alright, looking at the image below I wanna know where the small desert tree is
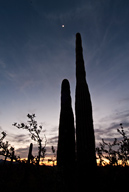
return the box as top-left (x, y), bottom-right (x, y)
top-left (13, 114), bottom-right (47, 166)
top-left (0, 131), bottom-right (16, 164)
top-left (117, 124), bottom-right (129, 166)
top-left (96, 138), bottom-right (118, 166)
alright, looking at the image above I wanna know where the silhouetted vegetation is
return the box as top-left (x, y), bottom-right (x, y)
top-left (57, 79), bottom-right (75, 192)
top-left (57, 79), bottom-right (75, 168)
top-left (13, 114), bottom-right (47, 165)
top-left (75, 33), bottom-right (96, 169)
top-left (0, 131), bottom-right (19, 164)
top-left (96, 124), bottom-right (129, 166)
top-left (0, 33), bottom-right (129, 192)
top-left (74, 32), bottom-right (97, 191)
top-left (28, 143), bottom-right (34, 164)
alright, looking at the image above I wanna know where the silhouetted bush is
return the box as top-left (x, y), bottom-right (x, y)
top-left (13, 114), bottom-right (47, 165)
top-left (0, 131), bottom-right (18, 164)
top-left (96, 124), bottom-right (129, 166)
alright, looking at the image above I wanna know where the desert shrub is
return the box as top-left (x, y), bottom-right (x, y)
top-left (96, 124), bottom-right (129, 166)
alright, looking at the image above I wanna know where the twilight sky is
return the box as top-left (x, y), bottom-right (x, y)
top-left (0, 0), bottom-right (129, 161)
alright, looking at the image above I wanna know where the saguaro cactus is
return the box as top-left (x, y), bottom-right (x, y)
top-left (28, 143), bottom-right (33, 164)
top-left (57, 79), bottom-right (75, 168)
top-left (75, 33), bottom-right (96, 168)
top-left (10, 148), bottom-right (15, 164)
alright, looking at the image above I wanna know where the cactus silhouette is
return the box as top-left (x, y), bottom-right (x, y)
top-left (57, 79), bottom-right (75, 168)
top-left (28, 143), bottom-right (33, 164)
top-left (10, 147), bottom-right (15, 164)
top-left (75, 33), bottom-right (96, 168)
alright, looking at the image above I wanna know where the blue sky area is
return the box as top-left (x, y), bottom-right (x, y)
top-left (0, 0), bottom-right (129, 159)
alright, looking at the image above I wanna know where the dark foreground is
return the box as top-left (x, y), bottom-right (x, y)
top-left (0, 163), bottom-right (129, 192)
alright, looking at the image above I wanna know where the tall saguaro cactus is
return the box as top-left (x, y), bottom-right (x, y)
top-left (57, 79), bottom-right (75, 168)
top-left (75, 33), bottom-right (96, 168)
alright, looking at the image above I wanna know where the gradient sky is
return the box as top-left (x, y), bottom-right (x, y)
top-left (0, 0), bottom-right (129, 160)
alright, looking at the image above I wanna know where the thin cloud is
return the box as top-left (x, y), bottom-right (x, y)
top-left (6, 132), bottom-right (31, 148)
top-left (95, 120), bottom-right (129, 146)
top-left (99, 110), bottom-right (129, 123)
top-left (0, 59), bottom-right (6, 69)
top-left (13, 134), bottom-right (30, 143)
top-left (119, 97), bottom-right (129, 105)
top-left (15, 145), bottom-right (56, 159)
top-left (48, 136), bottom-right (58, 145)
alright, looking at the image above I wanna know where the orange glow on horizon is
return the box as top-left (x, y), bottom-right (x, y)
top-left (1, 156), bottom-right (129, 167)
top-left (0, 156), bottom-right (57, 166)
